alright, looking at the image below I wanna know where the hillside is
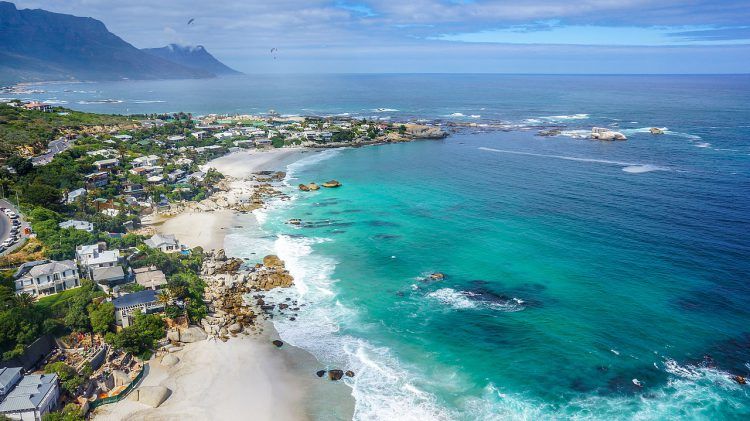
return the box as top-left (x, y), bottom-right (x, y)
top-left (0, 102), bottom-right (133, 160)
top-left (143, 44), bottom-right (241, 76)
top-left (0, 1), bottom-right (213, 83)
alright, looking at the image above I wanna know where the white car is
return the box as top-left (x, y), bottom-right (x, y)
top-left (1, 240), bottom-right (12, 248)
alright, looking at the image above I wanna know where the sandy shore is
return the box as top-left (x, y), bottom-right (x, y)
top-left (145, 148), bottom-right (312, 251)
top-left (94, 323), bottom-right (354, 421)
top-left (98, 148), bottom-right (354, 420)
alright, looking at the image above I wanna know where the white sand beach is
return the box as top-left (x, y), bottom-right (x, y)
top-left (94, 323), bottom-right (354, 421)
top-left (96, 148), bottom-right (354, 420)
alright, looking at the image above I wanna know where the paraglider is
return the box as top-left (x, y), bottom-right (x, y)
top-left (187, 18), bottom-right (195, 25)
top-left (270, 47), bottom-right (278, 60)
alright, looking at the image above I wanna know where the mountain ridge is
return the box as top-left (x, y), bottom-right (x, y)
top-left (0, 2), bottom-right (237, 83)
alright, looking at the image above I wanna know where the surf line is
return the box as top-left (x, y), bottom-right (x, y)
top-left (477, 147), bottom-right (668, 173)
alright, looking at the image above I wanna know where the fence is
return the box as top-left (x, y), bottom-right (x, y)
top-left (88, 364), bottom-right (147, 410)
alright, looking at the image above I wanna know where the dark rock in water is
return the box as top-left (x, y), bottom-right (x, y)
top-left (345, 370), bottom-right (355, 378)
top-left (328, 369), bottom-right (344, 381)
top-left (285, 297), bottom-right (291, 301)
top-left (316, 370), bottom-right (326, 378)
top-left (279, 303), bottom-right (289, 310)
top-left (732, 375), bottom-right (747, 385)
top-left (272, 340), bottom-right (284, 347)
top-left (261, 304), bottom-right (275, 311)
top-left (538, 129), bottom-right (562, 137)
top-left (289, 317), bottom-right (296, 321)
top-left (373, 234), bottom-right (401, 240)
top-left (429, 272), bottom-right (445, 281)
top-left (367, 220), bottom-right (400, 227)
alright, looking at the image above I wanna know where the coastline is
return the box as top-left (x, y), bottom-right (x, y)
top-left (97, 147), bottom-right (355, 420)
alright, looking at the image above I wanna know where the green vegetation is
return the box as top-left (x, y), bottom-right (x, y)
top-left (105, 312), bottom-right (165, 359)
top-left (44, 361), bottom-right (90, 395)
top-left (42, 403), bottom-right (85, 421)
top-left (0, 102), bottom-right (131, 159)
top-left (131, 247), bottom-right (207, 322)
top-left (0, 285), bottom-right (50, 359)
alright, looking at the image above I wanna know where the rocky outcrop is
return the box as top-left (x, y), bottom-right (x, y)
top-left (166, 326), bottom-right (207, 343)
top-left (404, 124), bottom-right (448, 139)
top-left (308, 183), bottom-right (320, 191)
top-left (650, 127), bottom-right (664, 135)
top-left (199, 250), bottom-right (295, 341)
top-left (429, 272), bottom-right (445, 280)
top-left (591, 127), bottom-right (627, 141)
top-left (299, 184), bottom-right (310, 191)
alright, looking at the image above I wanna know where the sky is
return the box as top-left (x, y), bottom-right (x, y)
top-left (11, 0), bottom-right (750, 73)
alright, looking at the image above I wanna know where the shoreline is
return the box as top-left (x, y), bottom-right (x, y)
top-left (99, 147), bottom-right (355, 420)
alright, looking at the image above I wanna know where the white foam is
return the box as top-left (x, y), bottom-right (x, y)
top-left (427, 288), bottom-right (477, 309)
top-left (479, 147), bottom-right (669, 174)
top-left (373, 108), bottom-right (399, 112)
top-left (449, 112), bottom-right (465, 117)
top-left (695, 142), bottom-right (711, 148)
top-left (622, 164), bottom-right (668, 174)
top-left (470, 115), bottom-right (481, 119)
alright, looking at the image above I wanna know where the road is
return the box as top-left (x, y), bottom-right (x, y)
top-left (31, 137), bottom-right (73, 166)
top-left (0, 199), bottom-right (28, 256)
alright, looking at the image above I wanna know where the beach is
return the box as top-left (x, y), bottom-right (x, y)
top-left (96, 147), bottom-right (354, 421)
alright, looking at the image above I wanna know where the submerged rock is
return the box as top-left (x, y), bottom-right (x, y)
top-left (272, 340), bottom-right (284, 347)
top-left (316, 370), bottom-right (326, 378)
top-left (732, 375), bottom-right (747, 385)
top-left (345, 370), bottom-right (355, 378)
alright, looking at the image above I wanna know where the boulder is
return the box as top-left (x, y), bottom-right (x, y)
top-left (168, 326), bottom-right (207, 343)
top-left (135, 386), bottom-right (172, 408)
top-left (345, 370), bottom-right (355, 378)
top-left (322, 180), bottom-right (342, 188)
top-left (263, 255), bottom-right (285, 269)
top-left (161, 354), bottom-right (180, 367)
top-left (228, 323), bottom-right (243, 334)
top-left (299, 184), bottom-right (310, 191)
top-left (215, 249), bottom-right (227, 261)
top-left (733, 375), bottom-right (747, 385)
top-left (272, 340), bottom-right (284, 347)
top-left (429, 272), bottom-right (445, 280)
top-left (328, 369), bottom-right (344, 381)
top-left (308, 183), bottom-right (320, 191)
top-left (650, 127), bottom-right (664, 135)
top-left (316, 370), bottom-right (326, 378)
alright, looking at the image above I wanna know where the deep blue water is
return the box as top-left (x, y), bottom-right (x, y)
top-left (12, 74), bottom-right (750, 419)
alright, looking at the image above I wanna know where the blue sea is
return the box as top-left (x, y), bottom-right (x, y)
top-left (14, 74), bottom-right (750, 419)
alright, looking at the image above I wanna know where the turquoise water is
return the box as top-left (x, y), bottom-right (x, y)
top-left (230, 127), bottom-right (750, 419)
top-left (14, 75), bottom-right (750, 419)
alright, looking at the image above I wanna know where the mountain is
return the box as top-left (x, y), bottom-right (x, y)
top-left (143, 44), bottom-right (241, 76)
top-left (0, 1), bottom-right (213, 83)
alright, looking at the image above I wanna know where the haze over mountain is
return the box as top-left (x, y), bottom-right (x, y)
top-left (0, 2), bottom-right (235, 83)
top-left (143, 44), bottom-right (241, 76)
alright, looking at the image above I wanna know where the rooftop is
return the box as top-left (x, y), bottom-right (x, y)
top-left (113, 289), bottom-right (159, 309)
top-left (27, 260), bottom-right (76, 278)
top-left (0, 373), bottom-right (57, 412)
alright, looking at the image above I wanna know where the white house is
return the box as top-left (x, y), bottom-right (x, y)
top-left (93, 158), bottom-right (119, 171)
top-left (167, 135), bottom-right (185, 142)
top-left (0, 368), bottom-right (59, 421)
top-left (58, 219), bottom-right (94, 232)
top-left (113, 290), bottom-right (165, 327)
top-left (113, 134), bottom-right (132, 141)
top-left (144, 234), bottom-right (182, 253)
top-left (65, 188), bottom-right (87, 204)
top-left (14, 261), bottom-right (80, 297)
top-left (131, 155), bottom-right (160, 168)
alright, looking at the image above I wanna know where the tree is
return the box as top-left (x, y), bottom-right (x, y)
top-left (42, 403), bottom-right (85, 421)
top-left (44, 362), bottom-right (84, 395)
top-left (7, 155), bottom-right (32, 176)
top-left (23, 183), bottom-right (62, 208)
top-left (88, 301), bottom-right (114, 334)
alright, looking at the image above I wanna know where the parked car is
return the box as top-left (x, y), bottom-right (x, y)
top-left (1, 240), bottom-right (12, 248)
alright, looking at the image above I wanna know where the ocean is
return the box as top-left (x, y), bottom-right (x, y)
top-left (13, 74), bottom-right (750, 419)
